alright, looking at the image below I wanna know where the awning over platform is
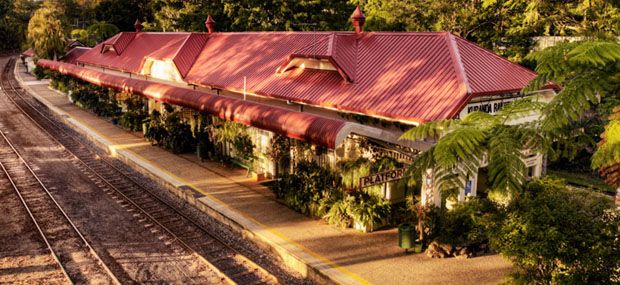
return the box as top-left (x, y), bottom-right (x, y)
top-left (37, 59), bottom-right (355, 148)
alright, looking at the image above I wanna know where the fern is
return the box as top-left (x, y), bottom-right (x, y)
top-left (400, 119), bottom-right (455, 141)
top-left (567, 41), bottom-right (620, 67)
top-left (487, 126), bottom-right (527, 194)
top-left (541, 70), bottom-right (607, 131)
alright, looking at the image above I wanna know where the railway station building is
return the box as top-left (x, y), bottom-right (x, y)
top-left (35, 6), bottom-right (556, 208)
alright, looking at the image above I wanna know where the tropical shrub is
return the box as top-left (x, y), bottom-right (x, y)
top-left (161, 111), bottom-right (195, 154)
top-left (271, 160), bottom-right (341, 217)
top-left (349, 192), bottom-right (391, 230)
top-left (324, 196), bottom-right (354, 228)
top-left (119, 94), bottom-right (147, 131)
top-left (435, 198), bottom-right (498, 247)
top-left (144, 110), bottom-right (167, 145)
top-left (489, 178), bottom-right (619, 284)
top-left (267, 134), bottom-right (291, 176)
top-left (33, 65), bottom-right (49, 80)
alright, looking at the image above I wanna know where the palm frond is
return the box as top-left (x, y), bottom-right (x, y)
top-left (495, 97), bottom-right (546, 123)
top-left (487, 126), bottom-right (527, 194)
top-left (541, 71), bottom-right (607, 131)
top-left (568, 41), bottom-right (620, 68)
top-left (400, 119), bottom-right (456, 141)
top-left (461, 111), bottom-right (498, 129)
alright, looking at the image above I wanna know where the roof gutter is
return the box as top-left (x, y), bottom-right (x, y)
top-left (37, 59), bottom-right (365, 149)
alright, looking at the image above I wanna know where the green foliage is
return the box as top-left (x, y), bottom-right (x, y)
top-left (436, 198), bottom-right (498, 246)
top-left (94, 0), bottom-right (152, 32)
top-left (348, 192), bottom-right (391, 229)
top-left (33, 66), bottom-right (49, 80)
top-left (27, 2), bottom-right (66, 59)
top-left (324, 196), bottom-right (354, 228)
top-left (271, 160), bottom-right (341, 218)
top-left (161, 111), bottom-right (195, 154)
top-left (223, 0), bottom-right (352, 32)
top-left (267, 134), bottom-right (291, 176)
top-left (527, 40), bottom-right (620, 180)
top-left (118, 94), bottom-right (147, 132)
top-left (86, 21), bottom-right (119, 45)
top-left (338, 157), bottom-right (371, 190)
top-left (144, 111), bottom-right (167, 145)
top-left (232, 133), bottom-right (255, 164)
top-left (401, 100), bottom-right (545, 197)
top-left (592, 118), bottom-right (620, 169)
top-left (0, 0), bottom-right (38, 53)
top-left (70, 29), bottom-right (89, 43)
top-left (211, 120), bottom-right (255, 162)
top-left (489, 178), bottom-right (619, 284)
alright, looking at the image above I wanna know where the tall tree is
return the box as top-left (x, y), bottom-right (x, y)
top-left (94, 0), bottom-right (152, 31)
top-left (27, 1), bottom-right (67, 59)
top-left (223, 0), bottom-right (353, 31)
top-left (0, 0), bottom-right (39, 53)
top-left (527, 40), bottom-right (620, 186)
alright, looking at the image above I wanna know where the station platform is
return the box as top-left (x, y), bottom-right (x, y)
top-left (14, 62), bottom-right (512, 285)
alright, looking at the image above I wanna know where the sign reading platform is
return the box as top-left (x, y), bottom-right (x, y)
top-left (359, 168), bottom-right (407, 188)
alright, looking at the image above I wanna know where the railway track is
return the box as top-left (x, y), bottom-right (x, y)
top-left (4, 58), bottom-right (281, 284)
top-left (0, 121), bottom-right (120, 284)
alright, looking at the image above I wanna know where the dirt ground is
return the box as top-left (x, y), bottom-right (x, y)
top-left (0, 57), bottom-right (224, 284)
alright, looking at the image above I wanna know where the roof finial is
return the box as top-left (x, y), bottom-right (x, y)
top-left (351, 5), bottom-right (366, 34)
top-left (134, 18), bottom-right (142, 32)
top-left (205, 15), bottom-right (216, 34)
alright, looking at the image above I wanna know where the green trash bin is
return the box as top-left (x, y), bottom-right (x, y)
top-left (398, 223), bottom-right (414, 249)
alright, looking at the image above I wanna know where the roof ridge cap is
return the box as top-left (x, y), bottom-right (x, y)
top-left (446, 33), bottom-right (472, 94)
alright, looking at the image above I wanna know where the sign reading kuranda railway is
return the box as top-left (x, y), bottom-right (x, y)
top-left (359, 168), bottom-right (407, 188)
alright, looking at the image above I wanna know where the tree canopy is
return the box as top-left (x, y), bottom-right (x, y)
top-left (27, 2), bottom-right (66, 59)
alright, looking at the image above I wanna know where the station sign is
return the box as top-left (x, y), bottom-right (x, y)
top-left (458, 95), bottom-right (523, 118)
top-left (359, 167), bottom-right (408, 188)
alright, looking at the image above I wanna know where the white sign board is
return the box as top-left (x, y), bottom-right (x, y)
top-left (458, 95), bottom-right (522, 118)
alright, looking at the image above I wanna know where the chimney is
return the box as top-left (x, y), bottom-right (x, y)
top-left (205, 15), bottom-right (216, 34)
top-left (134, 18), bottom-right (142, 32)
top-left (351, 5), bottom-right (365, 34)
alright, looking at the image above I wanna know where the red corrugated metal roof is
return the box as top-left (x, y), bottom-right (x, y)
top-left (172, 33), bottom-right (209, 78)
top-left (454, 36), bottom-right (537, 96)
top-left (60, 47), bottom-right (91, 65)
top-left (76, 31), bottom-right (540, 123)
top-left (280, 33), bottom-right (357, 82)
top-left (83, 33), bottom-right (190, 73)
top-left (21, 48), bottom-right (35, 58)
top-left (37, 59), bottom-right (350, 148)
top-left (101, 32), bottom-right (136, 55)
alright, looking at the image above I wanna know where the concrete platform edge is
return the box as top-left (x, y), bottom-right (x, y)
top-left (14, 64), bottom-right (366, 285)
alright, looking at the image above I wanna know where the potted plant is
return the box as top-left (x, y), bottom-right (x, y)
top-left (350, 194), bottom-right (390, 233)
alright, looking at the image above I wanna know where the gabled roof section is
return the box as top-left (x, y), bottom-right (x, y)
top-left (173, 33), bottom-right (209, 78)
top-left (100, 32), bottom-right (136, 55)
top-left (278, 33), bottom-right (357, 82)
top-left (21, 48), bottom-right (35, 58)
top-left (60, 47), bottom-right (91, 65)
top-left (453, 35), bottom-right (537, 96)
top-left (81, 33), bottom-right (191, 73)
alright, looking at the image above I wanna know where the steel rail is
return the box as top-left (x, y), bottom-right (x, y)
top-left (6, 58), bottom-right (280, 284)
top-left (0, 128), bottom-right (121, 285)
top-left (0, 156), bottom-right (73, 285)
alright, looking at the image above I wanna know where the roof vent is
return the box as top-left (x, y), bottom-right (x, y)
top-left (205, 15), bottom-right (216, 34)
top-left (134, 19), bottom-right (142, 32)
top-left (351, 5), bottom-right (365, 34)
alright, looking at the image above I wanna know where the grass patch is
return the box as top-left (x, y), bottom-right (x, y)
top-left (546, 170), bottom-right (615, 195)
